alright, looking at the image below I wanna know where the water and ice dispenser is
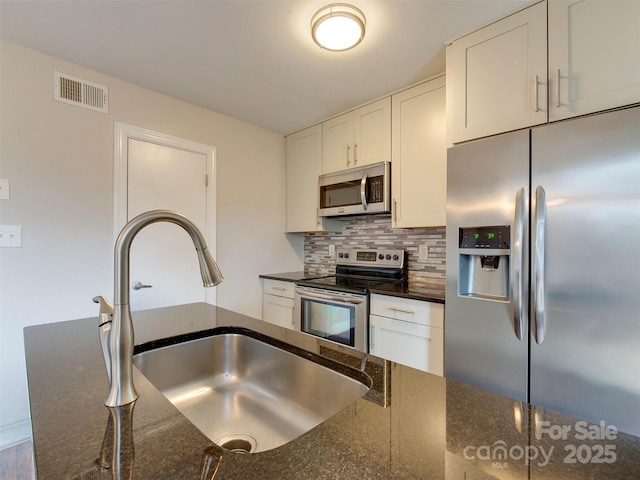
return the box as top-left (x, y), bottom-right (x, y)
top-left (458, 226), bottom-right (511, 301)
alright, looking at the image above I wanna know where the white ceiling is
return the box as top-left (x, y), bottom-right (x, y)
top-left (0, 0), bottom-right (528, 135)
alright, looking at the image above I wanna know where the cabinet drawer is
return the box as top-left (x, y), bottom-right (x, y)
top-left (370, 314), bottom-right (444, 375)
top-left (370, 294), bottom-right (444, 328)
top-left (262, 279), bottom-right (295, 299)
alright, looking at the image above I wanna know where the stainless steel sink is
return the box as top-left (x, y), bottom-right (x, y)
top-left (133, 328), bottom-right (371, 453)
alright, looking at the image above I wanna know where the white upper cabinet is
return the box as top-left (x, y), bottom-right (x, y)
top-left (448, 0), bottom-right (640, 143)
top-left (392, 75), bottom-right (447, 228)
top-left (447, 1), bottom-right (547, 143)
top-left (352, 98), bottom-right (391, 168)
top-left (286, 124), bottom-right (325, 233)
top-left (548, 0), bottom-right (640, 121)
top-left (322, 112), bottom-right (353, 174)
top-left (322, 97), bottom-right (391, 173)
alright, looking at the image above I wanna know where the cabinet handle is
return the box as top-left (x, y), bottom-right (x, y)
top-left (346, 144), bottom-right (351, 166)
top-left (370, 325), bottom-right (376, 350)
top-left (354, 143), bottom-right (358, 165)
top-left (554, 69), bottom-right (561, 108)
top-left (533, 75), bottom-right (539, 113)
top-left (388, 306), bottom-right (415, 315)
top-left (393, 199), bottom-right (397, 223)
top-left (271, 287), bottom-right (286, 292)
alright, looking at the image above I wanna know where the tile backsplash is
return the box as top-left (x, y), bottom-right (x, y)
top-left (304, 214), bottom-right (445, 286)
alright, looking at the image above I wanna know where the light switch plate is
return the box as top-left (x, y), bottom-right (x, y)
top-left (0, 225), bottom-right (22, 248)
top-left (418, 243), bottom-right (429, 260)
top-left (0, 178), bottom-right (9, 200)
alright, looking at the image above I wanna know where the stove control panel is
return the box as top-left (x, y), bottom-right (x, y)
top-left (336, 248), bottom-right (405, 268)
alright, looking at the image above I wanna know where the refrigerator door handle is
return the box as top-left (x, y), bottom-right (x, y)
top-left (511, 188), bottom-right (526, 340)
top-left (532, 185), bottom-right (547, 344)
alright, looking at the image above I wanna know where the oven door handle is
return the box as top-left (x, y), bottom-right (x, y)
top-left (295, 287), bottom-right (365, 305)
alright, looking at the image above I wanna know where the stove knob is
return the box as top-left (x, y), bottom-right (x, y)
top-left (378, 254), bottom-right (384, 260)
top-left (344, 253), bottom-right (349, 259)
top-left (385, 254), bottom-right (391, 260)
top-left (338, 253), bottom-right (344, 258)
top-left (393, 254), bottom-right (399, 261)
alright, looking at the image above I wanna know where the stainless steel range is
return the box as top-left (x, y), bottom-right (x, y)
top-left (294, 248), bottom-right (406, 352)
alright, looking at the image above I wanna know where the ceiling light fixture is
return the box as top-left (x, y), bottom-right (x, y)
top-left (311, 3), bottom-right (366, 52)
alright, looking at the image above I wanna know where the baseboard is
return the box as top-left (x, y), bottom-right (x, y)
top-left (0, 419), bottom-right (32, 450)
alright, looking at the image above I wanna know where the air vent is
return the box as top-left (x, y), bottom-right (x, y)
top-left (54, 72), bottom-right (109, 113)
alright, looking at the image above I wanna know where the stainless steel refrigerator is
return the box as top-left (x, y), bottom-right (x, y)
top-left (445, 105), bottom-right (640, 437)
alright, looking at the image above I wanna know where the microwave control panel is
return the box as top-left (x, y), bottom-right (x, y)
top-left (369, 175), bottom-right (384, 202)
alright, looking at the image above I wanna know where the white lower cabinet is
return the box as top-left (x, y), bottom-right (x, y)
top-left (369, 294), bottom-right (444, 376)
top-left (261, 279), bottom-right (295, 330)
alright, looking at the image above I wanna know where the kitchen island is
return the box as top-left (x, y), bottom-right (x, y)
top-left (24, 303), bottom-right (640, 479)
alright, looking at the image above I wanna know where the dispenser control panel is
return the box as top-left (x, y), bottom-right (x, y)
top-left (459, 226), bottom-right (510, 249)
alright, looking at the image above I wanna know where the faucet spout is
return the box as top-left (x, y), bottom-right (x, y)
top-left (104, 210), bottom-right (223, 407)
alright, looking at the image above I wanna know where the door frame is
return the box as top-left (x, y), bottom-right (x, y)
top-left (113, 122), bottom-right (217, 305)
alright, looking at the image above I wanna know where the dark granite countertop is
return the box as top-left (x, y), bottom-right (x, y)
top-left (258, 271), bottom-right (328, 282)
top-left (24, 303), bottom-right (640, 479)
top-left (260, 271), bottom-right (446, 304)
top-left (369, 281), bottom-right (446, 304)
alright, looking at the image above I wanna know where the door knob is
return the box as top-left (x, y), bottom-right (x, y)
top-left (132, 281), bottom-right (153, 290)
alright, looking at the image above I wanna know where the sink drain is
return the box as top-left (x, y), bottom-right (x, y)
top-left (215, 433), bottom-right (257, 454)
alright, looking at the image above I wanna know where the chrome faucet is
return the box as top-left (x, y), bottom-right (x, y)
top-left (95, 210), bottom-right (223, 407)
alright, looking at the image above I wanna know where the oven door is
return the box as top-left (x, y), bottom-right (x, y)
top-left (294, 286), bottom-right (367, 351)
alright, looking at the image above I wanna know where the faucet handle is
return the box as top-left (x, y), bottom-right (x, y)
top-left (93, 295), bottom-right (114, 318)
top-left (93, 295), bottom-right (114, 386)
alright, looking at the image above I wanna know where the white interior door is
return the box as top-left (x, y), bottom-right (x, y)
top-left (114, 123), bottom-right (216, 312)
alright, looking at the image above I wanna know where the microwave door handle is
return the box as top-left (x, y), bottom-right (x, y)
top-left (360, 173), bottom-right (368, 211)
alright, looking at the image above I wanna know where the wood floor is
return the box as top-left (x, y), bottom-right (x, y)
top-left (0, 441), bottom-right (34, 480)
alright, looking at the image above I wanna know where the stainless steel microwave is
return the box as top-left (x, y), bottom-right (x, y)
top-left (318, 161), bottom-right (390, 217)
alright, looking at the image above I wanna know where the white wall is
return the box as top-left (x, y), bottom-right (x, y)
top-left (0, 41), bottom-right (304, 448)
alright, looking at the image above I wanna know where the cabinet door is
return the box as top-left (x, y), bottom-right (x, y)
top-left (370, 314), bottom-right (443, 376)
top-left (262, 294), bottom-right (295, 330)
top-left (447, 0), bottom-right (547, 143)
top-left (548, 0), bottom-right (640, 121)
top-left (322, 112), bottom-right (353, 173)
top-left (352, 97), bottom-right (391, 168)
top-left (286, 124), bottom-right (324, 232)
top-left (392, 76), bottom-right (447, 228)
